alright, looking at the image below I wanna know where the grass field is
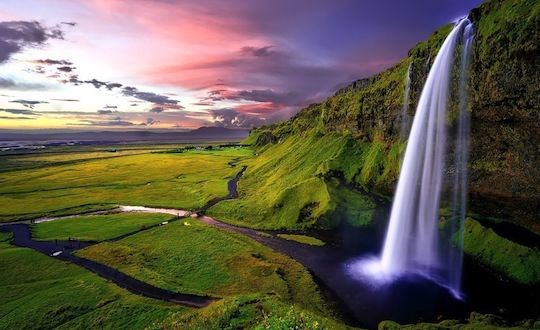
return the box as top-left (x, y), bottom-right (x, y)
top-left (0, 147), bottom-right (251, 222)
top-left (1, 136), bottom-right (379, 231)
top-left (0, 147), bottom-right (161, 172)
top-left (32, 213), bottom-right (175, 242)
top-left (0, 144), bottom-right (356, 328)
top-left (0, 231), bottom-right (184, 329)
top-left (77, 219), bottom-right (327, 308)
top-left (1, 223), bottom-right (353, 329)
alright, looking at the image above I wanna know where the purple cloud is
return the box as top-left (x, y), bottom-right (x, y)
top-left (0, 21), bottom-right (65, 63)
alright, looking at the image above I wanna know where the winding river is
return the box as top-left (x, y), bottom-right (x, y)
top-left (1, 168), bottom-right (539, 328)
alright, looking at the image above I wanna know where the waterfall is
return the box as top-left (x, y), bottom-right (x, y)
top-left (446, 22), bottom-right (474, 294)
top-left (399, 63), bottom-right (412, 139)
top-left (354, 18), bottom-right (474, 298)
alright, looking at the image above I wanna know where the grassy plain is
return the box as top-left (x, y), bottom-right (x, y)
top-left (1, 137), bottom-right (379, 232)
top-left (0, 144), bottom-right (356, 327)
top-left (0, 231), bottom-right (183, 329)
top-left (32, 213), bottom-right (175, 242)
top-left (1, 228), bottom-right (350, 329)
top-left (0, 144), bottom-right (187, 172)
top-left (0, 147), bottom-right (251, 222)
top-left (77, 219), bottom-right (327, 307)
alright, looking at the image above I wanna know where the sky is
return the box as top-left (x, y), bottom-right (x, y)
top-left (0, 0), bottom-right (482, 131)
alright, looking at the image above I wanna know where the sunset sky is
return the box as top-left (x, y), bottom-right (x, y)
top-left (0, 0), bottom-right (481, 130)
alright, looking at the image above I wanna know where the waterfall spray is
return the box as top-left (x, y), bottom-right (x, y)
top-left (354, 18), bottom-right (474, 298)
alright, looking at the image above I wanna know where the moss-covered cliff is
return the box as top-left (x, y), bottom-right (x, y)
top-left (233, 0), bottom-right (539, 233)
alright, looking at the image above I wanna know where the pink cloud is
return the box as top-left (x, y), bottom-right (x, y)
top-left (235, 102), bottom-right (278, 115)
top-left (1, 0), bottom-right (483, 130)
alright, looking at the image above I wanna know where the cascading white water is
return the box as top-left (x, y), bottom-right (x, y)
top-left (399, 63), bottom-right (412, 139)
top-left (354, 18), bottom-right (474, 298)
top-left (446, 22), bottom-right (474, 293)
top-left (381, 18), bottom-right (473, 274)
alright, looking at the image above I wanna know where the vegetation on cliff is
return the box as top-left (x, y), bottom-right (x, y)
top-left (231, 0), bottom-right (539, 235)
top-left (459, 217), bottom-right (540, 284)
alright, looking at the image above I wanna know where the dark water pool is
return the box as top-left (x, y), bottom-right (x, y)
top-left (259, 201), bottom-right (540, 328)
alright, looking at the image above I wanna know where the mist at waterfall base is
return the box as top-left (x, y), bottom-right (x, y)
top-left (347, 18), bottom-right (474, 299)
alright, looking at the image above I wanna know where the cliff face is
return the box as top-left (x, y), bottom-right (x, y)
top-left (467, 0), bottom-right (539, 229)
top-left (248, 0), bottom-right (540, 232)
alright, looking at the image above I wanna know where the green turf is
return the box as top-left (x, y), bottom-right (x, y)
top-left (379, 311), bottom-right (539, 329)
top-left (0, 147), bottom-right (251, 222)
top-left (76, 219), bottom-right (327, 312)
top-left (1, 227), bottom-right (353, 329)
top-left (0, 232), bottom-right (183, 330)
top-left (277, 234), bottom-right (325, 246)
top-left (458, 218), bottom-right (540, 285)
top-left (0, 148), bottom-right (161, 173)
top-left (32, 213), bottom-right (175, 242)
top-left (158, 294), bottom-right (355, 330)
top-left (208, 132), bottom-right (380, 230)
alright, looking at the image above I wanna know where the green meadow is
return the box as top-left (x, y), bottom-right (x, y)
top-left (0, 147), bottom-right (252, 222)
top-left (1, 215), bottom-right (353, 330)
top-left (77, 219), bottom-right (326, 302)
top-left (32, 213), bottom-right (175, 242)
top-left (74, 217), bottom-right (353, 328)
top-left (0, 145), bottom-right (356, 328)
top-left (0, 231), bottom-right (184, 330)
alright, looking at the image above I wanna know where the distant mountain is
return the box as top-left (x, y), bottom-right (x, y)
top-left (0, 127), bottom-right (249, 144)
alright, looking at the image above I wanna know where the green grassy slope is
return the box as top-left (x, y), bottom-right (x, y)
top-left (459, 218), bottom-right (540, 284)
top-left (208, 132), bottom-right (381, 229)
top-left (32, 213), bottom-right (175, 242)
top-left (156, 294), bottom-right (355, 330)
top-left (379, 311), bottom-right (539, 330)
